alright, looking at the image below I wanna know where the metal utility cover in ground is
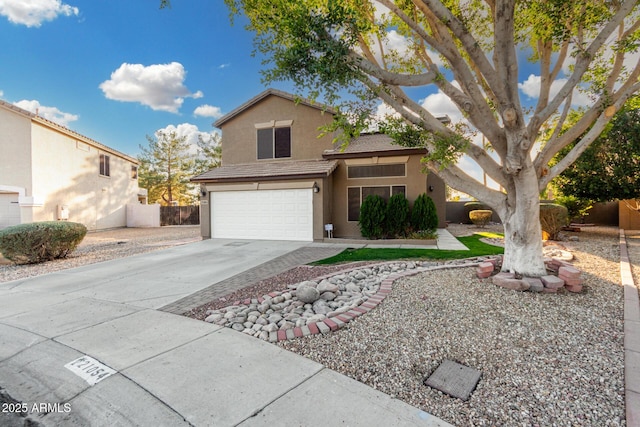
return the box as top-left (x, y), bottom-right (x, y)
top-left (424, 359), bottom-right (481, 401)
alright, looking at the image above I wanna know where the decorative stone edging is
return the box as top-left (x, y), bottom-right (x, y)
top-left (204, 260), bottom-right (482, 342)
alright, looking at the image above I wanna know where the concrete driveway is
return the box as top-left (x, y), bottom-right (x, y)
top-left (0, 238), bottom-right (450, 427)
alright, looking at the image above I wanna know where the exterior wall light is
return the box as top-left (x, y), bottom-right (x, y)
top-left (313, 182), bottom-right (320, 193)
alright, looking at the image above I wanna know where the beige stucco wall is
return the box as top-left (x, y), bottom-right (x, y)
top-left (29, 123), bottom-right (140, 230)
top-left (220, 95), bottom-right (335, 165)
top-left (0, 107), bottom-right (33, 192)
top-left (329, 155), bottom-right (433, 238)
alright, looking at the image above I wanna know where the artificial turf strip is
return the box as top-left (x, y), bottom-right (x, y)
top-left (311, 233), bottom-right (504, 265)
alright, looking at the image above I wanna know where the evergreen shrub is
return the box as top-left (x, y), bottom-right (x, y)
top-left (385, 193), bottom-right (409, 237)
top-left (411, 193), bottom-right (438, 233)
top-left (359, 195), bottom-right (387, 239)
top-left (0, 221), bottom-right (87, 264)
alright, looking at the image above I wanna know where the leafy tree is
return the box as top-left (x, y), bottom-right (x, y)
top-left (553, 100), bottom-right (640, 203)
top-left (138, 130), bottom-right (196, 205)
top-left (226, 0), bottom-right (640, 277)
top-left (194, 132), bottom-right (222, 175)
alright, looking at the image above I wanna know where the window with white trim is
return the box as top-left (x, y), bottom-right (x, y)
top-left (99, 154), bottom-right (110, 177)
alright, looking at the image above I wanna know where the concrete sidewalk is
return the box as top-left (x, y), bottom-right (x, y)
top-left (0, 237), bottom-right (454, 426)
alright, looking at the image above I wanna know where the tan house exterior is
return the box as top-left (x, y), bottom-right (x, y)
top-left (0, 100), bottom-right (146, 231)
top-left (192, 89), bottom-right (446, 242)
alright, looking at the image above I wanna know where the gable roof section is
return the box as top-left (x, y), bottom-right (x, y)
top-left (192, 159), bottom-right (338, 183)
top-left (214, 89), bottom-right (335, 128)
top-left (322, 133), bottom-right (427, 159)
top-left (0, 99), bottom-right (138, 164)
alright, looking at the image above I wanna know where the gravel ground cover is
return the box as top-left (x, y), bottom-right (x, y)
top-left (188, 224), bottom-right (626, 426)
top-left (0, 226), bottom-right (201, 283)
top-left (0, 223), bottom-right (631, 426)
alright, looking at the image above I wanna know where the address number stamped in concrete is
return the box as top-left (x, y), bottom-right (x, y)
top-left (64, 355), bottom-right (117, 386)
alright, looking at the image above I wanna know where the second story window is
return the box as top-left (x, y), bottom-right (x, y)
top-left (131, 165), bottom-right (138, 180)
top-left (99, 154), bottom-right (110, 177)
top-left (257, 126), bottom-right (291, 159)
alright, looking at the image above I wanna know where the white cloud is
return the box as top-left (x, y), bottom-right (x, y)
top-left (194, 104), bottom-right (223, 119)
top-left (99, 62), bottom-right (202, 113)
top-left (0, 89), bottom-right (4, 98)
top-left (155, 123), bottom-right (219, 155)
top-left (14, 99), bottom-right (78, 127)
top-left (0, 0), bottom-right (78, 27)
top-left (518, 74), bottom-right (594, 107)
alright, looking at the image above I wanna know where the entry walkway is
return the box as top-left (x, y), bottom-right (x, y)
top-left (0, 237), bottom-right (453, 426)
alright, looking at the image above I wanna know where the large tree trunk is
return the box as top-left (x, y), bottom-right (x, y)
top-left (498, 166), bottom-right (547, 277)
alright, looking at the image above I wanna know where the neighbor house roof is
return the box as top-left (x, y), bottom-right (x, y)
top-left (191, 159), bottom-right (339, 183)
top-left (0, 99), bottom-right (138, 164)
top-left (322, 133), bottom-right (428, 159)
top-left (214, 89), bottom-right (335, 128)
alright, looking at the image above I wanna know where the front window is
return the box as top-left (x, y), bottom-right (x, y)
top-left (257, 127), bottom-right (291, 159)
top-left (99, 154), bottom-right (110, 177)
top-left (131, 165), bottom-right (138, 180)
top-left (348, 185), bottom-right (406, 221)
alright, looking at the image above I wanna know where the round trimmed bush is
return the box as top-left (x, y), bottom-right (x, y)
top-left (464, 201), bottom-right (490, 224)
top-left (540, 203), bottom-right (568, 240)
top-left (469, 209), bottom-right (492, 228)
top-left (359, 195), bottom-right (387, 239)
top-left (0, 221), bottom-right (87, 264)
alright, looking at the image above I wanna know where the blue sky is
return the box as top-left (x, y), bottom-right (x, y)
top-left (0, 0), bottom-right (602, 188)
top-left (0, 0), bottom-right (299, 156)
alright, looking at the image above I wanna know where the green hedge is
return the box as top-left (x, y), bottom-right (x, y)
top-left (411, 193), bottom-right (438, 233)
top-left (0, 221), bottom-right (87, 264)
top-left (359, 195), bottom-right (387, 239)
top-left (385, 193), bottom-right (409, 238)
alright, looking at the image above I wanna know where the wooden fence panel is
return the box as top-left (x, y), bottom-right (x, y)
top-left (160, 206), bottom-right (200, 226)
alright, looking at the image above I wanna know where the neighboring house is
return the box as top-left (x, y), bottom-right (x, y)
top-left (191, 89), bottom-right (446, 242)
top-left (0, 100), bottom-right (147, 231)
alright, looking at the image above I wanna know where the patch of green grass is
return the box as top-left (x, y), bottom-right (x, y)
top-left (312, 233), bottom-right (504, 265)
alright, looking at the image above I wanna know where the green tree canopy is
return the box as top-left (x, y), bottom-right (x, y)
top-left (138, 130), bottom-right (196, 206)
top-left (223, 0), bottom-right (640, 277)
top-left (553, 99), bottom-right (640, 203)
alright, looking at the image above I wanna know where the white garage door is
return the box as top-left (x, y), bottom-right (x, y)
top-left (0, 193), bottom-right (21, 229)
top-left (211, 189), bottom-right (313, 241)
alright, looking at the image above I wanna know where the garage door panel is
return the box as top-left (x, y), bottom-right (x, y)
top-left (211, 189), bottom-right (313, 241)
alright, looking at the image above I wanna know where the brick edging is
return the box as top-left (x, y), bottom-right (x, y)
top-left (234, 262), bottom-right (479, 343)
top-left (620, 229), bottom-right (640, 427)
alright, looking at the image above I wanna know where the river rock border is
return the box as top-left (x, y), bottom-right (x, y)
top-left (204, 259), bottom-right (487, 342)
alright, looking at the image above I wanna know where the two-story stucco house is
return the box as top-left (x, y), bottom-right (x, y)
top-left (0, 100), bottom-right (146, 231)
top-left (191, 89), bottom-right (446, 242)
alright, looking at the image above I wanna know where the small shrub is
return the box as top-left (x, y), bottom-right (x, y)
top-left (411, 193), bottom-right (438, 233)
top-left (539, 203), bottom-right (568, 240)
top-left (385, 193), bottom-right (409, 237)
top-left (463, 201), bottom-right (490, 224)
top-left (469, 210), bottom-right (492, 228)
top-left (555, 195), bottom-right (592, 223)
top-left (0, 221), bottom-right (87, 264)
top-left (407, 229), bottom-right (438, 240)
top-left (359, 195), bottom-right (387, 239)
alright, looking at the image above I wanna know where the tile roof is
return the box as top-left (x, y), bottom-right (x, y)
top-left (323, 133), bottom-right (427, 158)
top-left (191, 159), bottom-right (339, 182)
